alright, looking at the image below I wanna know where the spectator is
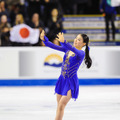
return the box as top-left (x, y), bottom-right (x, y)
top-left (9, 4), bottom-right (21, 25)
top-left (0, 24), bottom-right (11, 46)
top-left (29, 13), bottom-right (44, 46)
top-left (9, 3), bottom-right (27, 26)
top-left (74, 0), bottom-right (91, 14)
top-left (0, 0), bottom-right (9, 18)
top-left (29, 13), bottom-right (44, 31)
top-left (47, 8), bottom-right (63, 42)
top-left (11, 14), bottom-right (31, 46)
top-left (0, 14), bottom-right (11, 28)
top-left (6, 0), bottom-right (21, 6)
top-left (41, 0), bottom-right (52, 26)
top-left (59, 0), bottom-right (74, 14)
top-left (42, 0), bottom-right (63, 26)
top-left (27, 0), bottom-right (41, 20)
top-left (100, 0), bottom-right (117, 41)
top-left (0, 15), bottom-right (11, 46)
top-left (13, 13), bottom-right (24, 26)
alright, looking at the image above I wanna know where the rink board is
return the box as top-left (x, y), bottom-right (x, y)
top-left (0, 78), bottom-right (120, 86)
top-left (0, 47), bottom-right (120, 86)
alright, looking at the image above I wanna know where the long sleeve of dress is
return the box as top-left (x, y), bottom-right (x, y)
top-left (42, 36), bottom-right (67, 52)
top-left (61, 40), bottom-right (85, 58)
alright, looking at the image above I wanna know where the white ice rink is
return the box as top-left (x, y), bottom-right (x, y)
top-left (0, 85), bottom-right (120, 120)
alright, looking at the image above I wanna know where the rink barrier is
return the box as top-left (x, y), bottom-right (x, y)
top-left (0, 78), bottom-right (120, 86)
top-left (0, 47), bottom-right (120, 82)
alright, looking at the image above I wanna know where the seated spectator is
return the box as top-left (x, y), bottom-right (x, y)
top-left (0, 1), bottom-right (9, 18)
top-left (42, 0), bottom-right (63, 26)
top-left (29, 13), bottom-right (44, 46)
top-left (59, 0), bottom-right (74, 14)
top-left (29, 13), bottom-right (44, 31)
top-left (11, 14), bottom-right (31, 46)
top-left (9, 4), bottom-right (25, 26)
top-left (0, 14), bottom-right (11, 32)
top-left (47, 8), bottom-right (63, 42)
top-left (0, 25), bottom-right (11, 46)
top-left (0, 15), bottom-right (11, 46)
top-left (27, 0), bottom-right (41, 20)
top-left (13, 13), bottom-right (24, 26)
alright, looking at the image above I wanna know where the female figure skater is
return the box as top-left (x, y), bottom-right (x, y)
top-left (40, 30), bottom-right (92, 120)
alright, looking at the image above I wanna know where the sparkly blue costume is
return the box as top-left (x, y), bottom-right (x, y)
top-left (43, 36), bottom-right (85, 100)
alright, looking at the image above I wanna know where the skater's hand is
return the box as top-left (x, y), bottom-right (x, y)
top-left (40, 30), bottom-right (45, 41)
top-left (56, 32), bottom-right (64, 43)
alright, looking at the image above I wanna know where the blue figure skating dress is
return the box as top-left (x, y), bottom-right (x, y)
top-left (43, 36), bottom-right (85, 100)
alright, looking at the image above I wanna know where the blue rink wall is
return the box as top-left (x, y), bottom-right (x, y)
top-left (0, 78), bottom-right (120, 86)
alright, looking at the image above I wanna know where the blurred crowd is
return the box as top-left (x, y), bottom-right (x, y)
top-left (0, 0), bottom-right (64, 46)
top-left (0, 0), bottom-right (120, 46)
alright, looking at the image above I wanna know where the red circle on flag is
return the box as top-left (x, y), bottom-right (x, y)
top-left (19, 27), bottom-right (30, 38)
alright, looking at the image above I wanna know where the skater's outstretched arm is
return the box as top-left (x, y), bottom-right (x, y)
top-left (56, 32), bottom-right (85, 58)
top-left (40, 30), bottom-right (67, 52)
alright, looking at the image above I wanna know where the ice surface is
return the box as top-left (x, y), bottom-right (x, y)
top-left (0, 86), bottom-right (120, 120)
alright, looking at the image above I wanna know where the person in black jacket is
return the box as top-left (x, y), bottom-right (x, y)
top-left (47, 8), bottom-right (63, 42)
top-left (0, 24), bottom-right (11, 46)
top-left (29, 13), bottom-right (44, 46)
top-left (29, 13), bottom-right (44, 30)
top-left (0, 14), bottom-right (11, 46)
top-left (0, 1), bottom-right (9, 18)
top-left (100, 0), bottom-right (117, 41)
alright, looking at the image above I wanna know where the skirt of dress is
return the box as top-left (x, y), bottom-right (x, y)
top-left (55, 74), bottom-right (79, 100)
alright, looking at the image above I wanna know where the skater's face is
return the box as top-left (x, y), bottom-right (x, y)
top-left (73, 34), bottom-right (86, 48)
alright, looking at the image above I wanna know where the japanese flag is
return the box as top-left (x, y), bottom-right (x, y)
top-left (10, 24), bottom-right (40, 44)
